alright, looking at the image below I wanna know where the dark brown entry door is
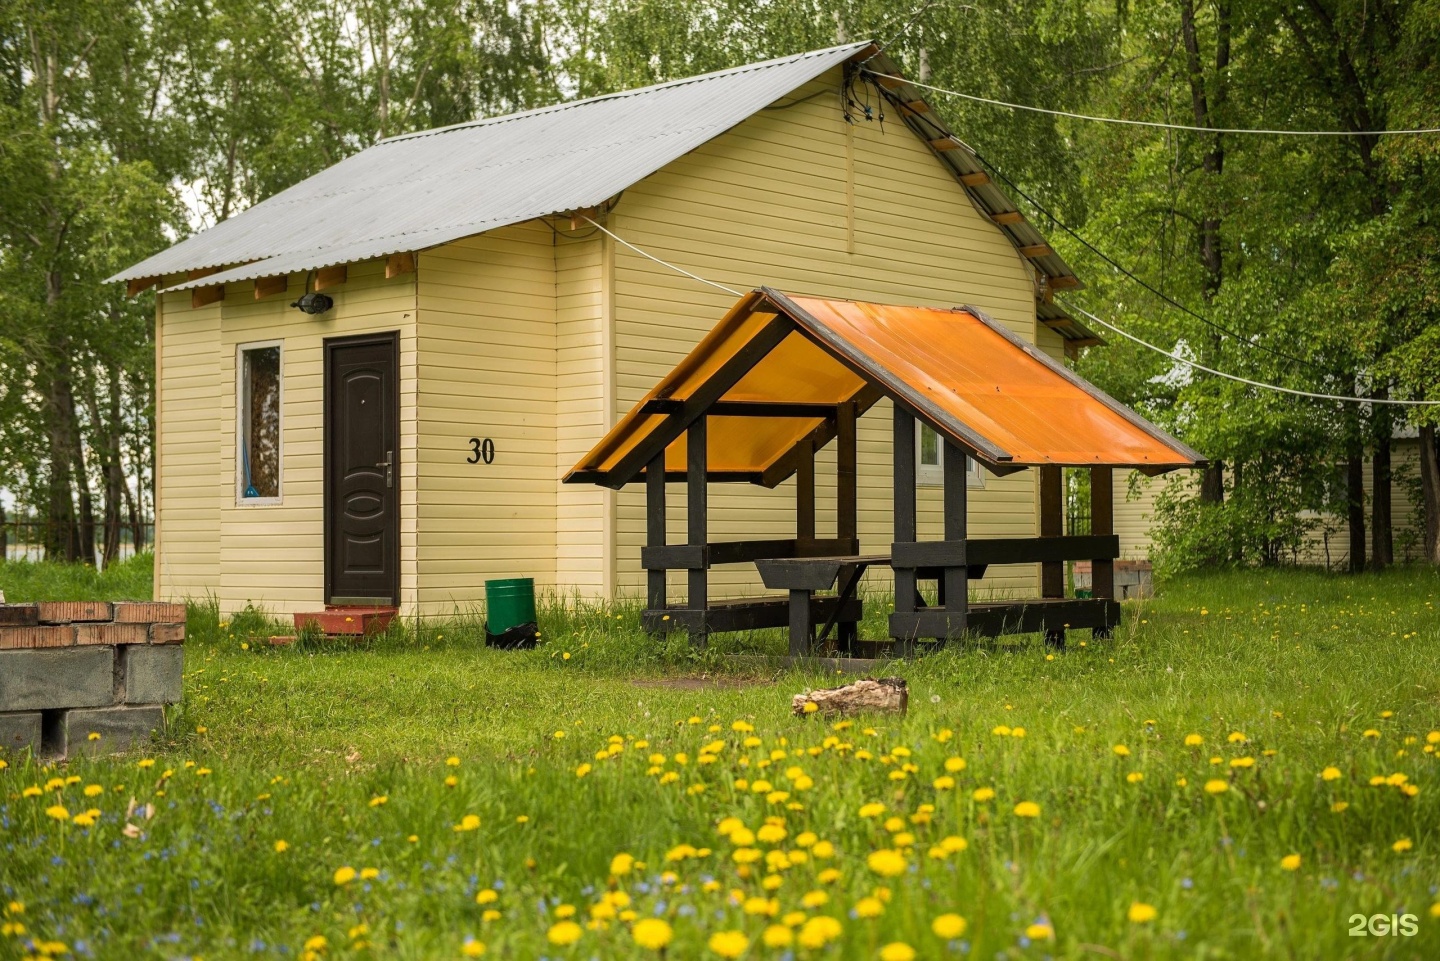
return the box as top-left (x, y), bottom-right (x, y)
top-left (324, 332), bottom-right (399, 605)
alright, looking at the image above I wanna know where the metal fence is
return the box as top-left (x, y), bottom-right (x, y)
top-left (0, 520), bottom-right (154, 565)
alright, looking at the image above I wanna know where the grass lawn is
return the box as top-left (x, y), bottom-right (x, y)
top-left (2, 556), bottom-right (1439, 959)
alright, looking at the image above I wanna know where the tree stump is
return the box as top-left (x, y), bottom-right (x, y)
top-left (792, 677), bottom-right (908, 717)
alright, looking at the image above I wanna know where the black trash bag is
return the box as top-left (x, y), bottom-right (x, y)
top-left (485, 621), bottom-right (539, 650)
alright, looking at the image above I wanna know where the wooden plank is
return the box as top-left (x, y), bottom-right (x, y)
top-left (644, 537), bottom-right (860, 570)
top-left (893, 598), bottom-right (1120, 639)
top-left (789, 589), bottom-right (811, 657)
top-left (254, 275), bottom-right (288, 300)
top-left (929, 137), bottom-right (962, 151)
top-left (314, 265), bottom-right (348, 291)
top-left (643, 595), bottom-right (862, 637)
top-left (386, 252), bottom-right (416, 278)
top-left (796, 437), bottom-right (815, 541)
top-left (1091, 466), bottom-right (1115, 603)
top-left (989, 211), bottom-right (1025, 225)
top-left (959, 172), bottom-right (991, 187)
top-left (686, 414), bottom-right (707, 638)
top-left (970, 535), bottom-right (1118, 566)
top-left (1040, 465), bottom-right (1064, 598)
top-left (837, 400), bottom-right (858, 541)
top-left (1040, 317), bottom-right (1075, 330)
top-left (901, 99), bottom-right (931, 115)
top-left (891, 540), bottom-right (965, 569)
top-left (942, 439), bottom-right (969, 628)
top-left (643, 399), bottom-right (837, 419)
top-left (187, 266), bottom-right (224, 281)
top-left (1047, 275), bottom-right (1082, 290)
top-left (191, 285), bottom-right (223, 309)
top-left (646, 451), bottom-right (666, 611)
top-left (1019, 243), bottom-right (1054, 259)
top-left (126, 276), bottom-right (160, 297)
top-left (893, 404), bottom-right (917, 621)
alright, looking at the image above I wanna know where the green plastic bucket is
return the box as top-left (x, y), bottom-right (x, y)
top-left (485, 577), bottom-right (537, 634)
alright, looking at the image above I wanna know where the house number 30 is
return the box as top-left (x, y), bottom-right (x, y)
top-left (467, 438), bottom-right (495, 464)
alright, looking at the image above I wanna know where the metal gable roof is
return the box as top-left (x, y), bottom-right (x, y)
top-left (111, 42), bottom-right (874, 286)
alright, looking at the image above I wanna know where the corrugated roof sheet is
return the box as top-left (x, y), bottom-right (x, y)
top-left (113, 43), bottom-right (874, 285)
top-left (566, 289), bottom-right (1204, 488)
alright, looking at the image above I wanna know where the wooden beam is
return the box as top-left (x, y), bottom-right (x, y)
top-left (1019, 243), bottom-right (1054, 259)
top-left (126, 276), bottom-right (160, 297)
top-left (600, 313), bottom-right (794, 489)
top-left (837, 400), bottom-right (858, 542)
top-left (989, 211), bottom-right (1024, 225)
top-left (686, 415), bottom-right (708, 645)
top-left (942, 439), bottom-right (969, 633)
top-left (646, 451), bottom-right (667, 613)
top-left (892, 405), bottom-right (918, 635)
top-left (1069, 337), bottom-right (1103, 348)
top-left (314, 265), bottom-right (347, 291)
top-left (901, 99), bottom-right (930, 114)
top-left (1041, 317), bottom-right (1075, 330)
top-left (1091, 466), bottom-right (1115, 605)
top-left (796, 437), bottom-right (815, 542)
top-left (871, 73), bottom-right (906, 90)
top-left (191, 285), bottom-right (223, 309)
top-left (1039, 465), bottom-right (1063, 598)
top-left (929, 137), bottom-right (962, 151)
top-left (959, 172), bottom-right (991, 187)
top-left (643, 399), bottom-right (837, 419)
top-left (386, 252), bottom-right (415, 278)
top-left (254, 275), bottom-right (288, 300)
top-left (1047, 275), bottom-right (1082, 290)
top-left (187, 266), bottom-right (224, 281)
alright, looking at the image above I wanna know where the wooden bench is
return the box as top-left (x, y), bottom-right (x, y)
top-left (757, 537), bottom-right (1122, 656)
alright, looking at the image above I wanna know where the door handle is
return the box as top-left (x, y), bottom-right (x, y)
top-left (377, 451), bottom-right (393, 488)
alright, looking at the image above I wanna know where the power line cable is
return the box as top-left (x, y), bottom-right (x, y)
top-left (582, 215), bottom-right (1435, 408)
top-left (1064, 301), bottom-right (1440, 405)
top-left (969, 150), bottom-right (1320, 371)
top-left (582, 216), bottom-right (742, 296)
top-left (866, 71), bottom-right (1440, 137)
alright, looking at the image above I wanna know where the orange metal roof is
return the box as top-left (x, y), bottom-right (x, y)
top-left (566, 289), bottom-right (1203, 487)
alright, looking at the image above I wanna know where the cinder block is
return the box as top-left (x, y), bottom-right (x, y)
top-left (0, 647), bottom-right (115, 712)
top-left (122, 645), bottom-right (184, 704)
top-left (0, 625), bottom-right (74, 650)
top-left (0, 712), bottom-right (42, 753)
top-left (76, 623), bottom-right (149, 646)
top-left (150, 622), bottom-right (186, 644)
top-left (114, 602), bottom-right (187, 624)
top-left (36, 601), bottom-right (113, 624)
top-left (0, 604), bottom-right (39, 626)
top-left (59, 705), bottom-right (164, 757)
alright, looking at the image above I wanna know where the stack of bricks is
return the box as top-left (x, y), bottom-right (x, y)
top-left (0, 601), bottom-right (185, 758)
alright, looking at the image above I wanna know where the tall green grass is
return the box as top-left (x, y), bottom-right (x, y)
top-left (1, 564), bottom-right (1438, 958)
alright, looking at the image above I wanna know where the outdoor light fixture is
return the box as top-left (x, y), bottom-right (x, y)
top-left (291, 292), bottom-right (334, 315)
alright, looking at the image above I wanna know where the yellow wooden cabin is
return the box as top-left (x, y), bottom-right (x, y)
top-left (114, 42), bottom-right (1110, 617)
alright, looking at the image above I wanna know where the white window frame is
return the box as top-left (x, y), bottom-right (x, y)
top-left (235, 340), bottom-right (284, 506)
top-left (917, 422), bottom-right (985, 489)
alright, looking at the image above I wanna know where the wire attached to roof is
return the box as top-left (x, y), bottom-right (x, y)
top-left (971, 149), bottom-right (1320, 372)
top-left (866, 71), bottom-right (1440, 137)
top-left (1063, 302), bottom-right (1440, 406)
top-left (582, 216), bottom-right (742, 296)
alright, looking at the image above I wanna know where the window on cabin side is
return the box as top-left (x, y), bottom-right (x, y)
top-left (917, 423), bottom-right (984, 489)
top-left (239, 344), bottom-right (282, 501)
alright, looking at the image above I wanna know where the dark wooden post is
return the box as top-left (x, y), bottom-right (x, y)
top-left (836, 401), bottom-right (860, 650)
top-left (1039, 464), bottom-right (1065, 649)
top-left (837, 401), bottom-right (858, 551)
top-left (687, 415), bottom-right (708, 647)
top-left (796, 437), bottom-right (815, 544)
top-left (645, 451), bottom-right (667, 617)
top-left (892, 405), bottom-right (917, 654)
top-left (941, 440), bottom-right (969, 641)
top-left (1091, 465), bottom-right (1115, 638)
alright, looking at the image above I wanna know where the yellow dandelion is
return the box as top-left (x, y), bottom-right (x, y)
top-left (632, 918), bottom-right (672, 951)
top-left (334, 866), bottom-right (357, 885)
top-left (866, 849), bottom-right (907, 877)
top-left (1127, 902), bottom-right (1157, 924)
top-left (932, 913), bottom-right (967, 938)
top-left (547, 920), bottom-right (583, 946)
top-left (707, 930), bottom-right (749, 958)
top-left (972, 787), bottom-right (995, 802)
top-left (1321, 766), bottom-right (1341, 781)
top-left (1112, 744), bottom-right (1131, 757)
top-left (1204, 779), bottom-right (1229, 795)
top-left (1013, 800), bottom-right (1041, 818)
top-left (274, 840), bottom-right (289, 853)
top-left (762, 924), bottom-right (793, 948)
top-left (1184, 734), bottom-right (1203, 747)
top-left (1280, 854), bottom-right (1301, 871)
top-left (879, 943), bottom-right (916, 961)
top-left (1392, 838), bottom-right (1413, 853)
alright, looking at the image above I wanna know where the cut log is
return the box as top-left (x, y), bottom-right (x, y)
top-left (792, 677), bottom-right (908, 717)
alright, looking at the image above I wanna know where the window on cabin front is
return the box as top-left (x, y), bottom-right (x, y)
top-left (238, 343), bottom-right (282, 502)
top-left (917, 423), bottom-right (984, 488)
